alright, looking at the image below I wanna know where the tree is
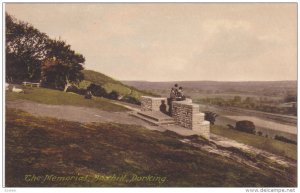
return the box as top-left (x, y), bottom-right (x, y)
top-left (6, 13), bottom-right (85, 90)
top-left (41, 58), bottom-right (67, 89)
top-left (41, 39), bottom-right (85, 91)
top-left (6, 13), bottom-right (49, 83)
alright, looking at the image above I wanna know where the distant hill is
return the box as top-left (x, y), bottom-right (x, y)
top-left (122, 80), bottom-right (297, 91)
top-left (80, 70), bottom-right (156, 100)
top-left (122, 80), bottom-right (297, 97)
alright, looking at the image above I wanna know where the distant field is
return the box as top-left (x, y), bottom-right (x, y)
top-left (122, 80), bottom-right (296, 98)
top-left (6, 86), bottom-right (127, 112)
top-left (211, 125), bottom-right (297, 160)
top-left (147, 89), bottom-right (283, 101)
top-left (123, 80), bottom-right (297, 116)
top-left (5, 108), bottom-right (295, 187)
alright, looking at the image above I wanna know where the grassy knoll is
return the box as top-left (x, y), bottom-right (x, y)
top-left (211, 125), bottom-right (297, 160)
top-left (6, 86), bottom-right (127, 112)
top-left (5, 108), bottom-right (295, 187)
top-left (82, 70), bottom-right (157, 99)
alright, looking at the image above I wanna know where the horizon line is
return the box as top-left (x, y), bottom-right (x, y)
top-left (121, 80), bottom-right (297, 83)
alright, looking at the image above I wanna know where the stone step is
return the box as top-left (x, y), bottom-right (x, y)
top-left (160, 120), bottom-right (176, 125)
top-left (130, 112), bottom-right (175, 126)
top-left (137, 111), bottom-right (174, 122)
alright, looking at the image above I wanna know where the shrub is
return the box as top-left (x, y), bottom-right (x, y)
top-left (77, 88), bottom-right (87, 95)
top-left (235, 120), bottom-right (255, 134)
top-left (257, 131), bottom-right (263, 136)
top-left (66, 85), bottom-right (78, 93)
top-left (274, 135), bottom-right (297, 145)
top-left (107, 90), bottom-right (119, 100)
top-left (204, 111), bottom-right (218, 125)
top-left (284, 95), bottom-right (297, 103)
top-left (121, 95), bottom-right (141, 105)
top-left (66, 85), bottom-right (86, 95)
top-left (88, 83), bottom-right (107, 97)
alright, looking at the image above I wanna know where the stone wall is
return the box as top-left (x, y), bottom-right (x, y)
top-left (140, 96), bottom-right (210, 139)
top-left (172, 100), bottom-right (210, 139)
top-left (141, 96), bottom-right (168, 111)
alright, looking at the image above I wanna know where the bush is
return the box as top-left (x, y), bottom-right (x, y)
top-left (257, 131), bottom-right (263, 136)
top-left (274, 135), bottom-right (297, 145)
top-left (107, 90), bottom-right (119, 100)
top-left (66, 85), bottom-right (86, 95)
top-left (284, 95), bottom-right (297, 103)
top-left (88, 83), bottom-right (107, 97)
top-left (235, 120), bottom-right (255, 134)
top-left (84, 90), bottom-right (92, 99)
top-left (204, 111), bottom-right (218, 125)
top-left (121, 95), bottom-right (141, 105)
top-left (66, 85), bottom-right (78, 93)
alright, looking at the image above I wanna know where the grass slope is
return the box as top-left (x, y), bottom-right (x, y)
top-left (5, 108), bottom-right (295, 187)
top-left (211, 125), bottom-right (297, 160)
top-left (82, 70), bottom-right (157, 99)
top-left (6, 87), bottom-right (127, 112)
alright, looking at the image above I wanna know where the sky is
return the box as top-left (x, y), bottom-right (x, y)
top-left (5, 3), bottom-right (297, 81)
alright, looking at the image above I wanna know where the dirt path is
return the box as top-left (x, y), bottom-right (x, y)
top-left (6, 99), bottom-right (296, 170)
top-left (6, 100), bottom-right (156, 128)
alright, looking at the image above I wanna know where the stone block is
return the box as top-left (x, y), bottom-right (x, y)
top-left (171, 99), bottom-right (210, 139)
top-left (140, 96), bottom-right (210, 139)
top-left (141, 96), bottom-right (168, 111)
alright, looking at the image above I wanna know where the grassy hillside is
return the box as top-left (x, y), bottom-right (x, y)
top-left (6, 87), bottom-right (127, 112)
top-left (6, 108), bottom-right (295, 187)
top-left (82, 70), bottom-right (157, 100)
top-left (211, 125), bottom-right (297, 160)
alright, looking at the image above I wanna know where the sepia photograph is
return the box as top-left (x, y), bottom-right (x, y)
top-left (2, 2), bottom-right (298, 189)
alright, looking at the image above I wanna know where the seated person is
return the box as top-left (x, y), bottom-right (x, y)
top-left (174, 84), bottom-right (179, 96)
top-left (159, 100), bottom-right (168, 115)
top-left (176, 87), bottom-right (186, 101)
top-left (169, 87), bottom-right (176, 100)
top-left (168, 87), bottom-right (177, 116)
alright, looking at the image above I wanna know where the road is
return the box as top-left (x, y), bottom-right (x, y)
top-left (6, 100), bottom-right (152, 126)
top-left (198, 104), bottom-right (297, 141)
top-left (198, 104), bottom-right (297, 125)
